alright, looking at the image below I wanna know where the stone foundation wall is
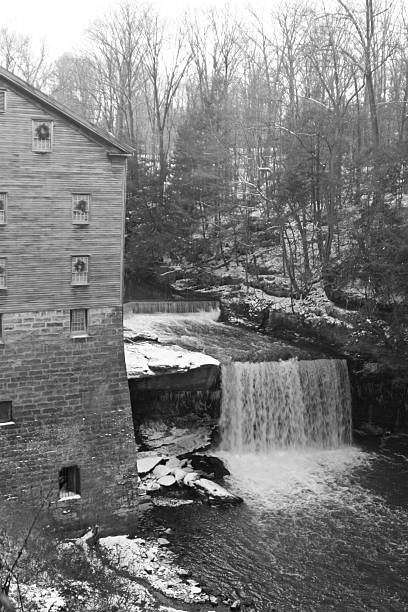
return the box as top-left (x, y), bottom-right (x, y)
top-left (0, 306), bottom-right (138, 533)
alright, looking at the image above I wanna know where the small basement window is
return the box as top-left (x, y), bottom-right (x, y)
top-left (0, 401), bottom-right (13, 424)
top-left (72, 194), bottom-right (90, 224)
top-left (32, 119), bottom-right (53, 152)
top-left (0, 258), bottom-right (7, 288)
top-left (0, 91), bottom-right (6, 113)
top-left (71, 256), bottom-right (89, 285)
top-left (0, 193), bottom-right (6, 224)
top-left (59, 465), bottom-right (81, 499)
top-left (70, 308), bottom-right (88, 335)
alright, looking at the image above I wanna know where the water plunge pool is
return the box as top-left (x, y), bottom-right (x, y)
top-left (127, 309), bottom-right (408, 610)
top-left (150, 441), bottom-right (408, 611)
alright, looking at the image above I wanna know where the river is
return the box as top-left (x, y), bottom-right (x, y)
top-left (151, 439), bottom-right (408, 611)
top-left (127, 307), bottom-right (408, 611)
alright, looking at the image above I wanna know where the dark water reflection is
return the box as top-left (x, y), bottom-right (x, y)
top-left (150, 440), bottom-right (408, 611)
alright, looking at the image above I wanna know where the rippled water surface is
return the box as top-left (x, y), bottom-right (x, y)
top-left (128, 310), bottom-right (408, 610)
top-left (124, 311), bottom-right (317, 362)
top-left (152, 440), bottom-right (408, 611)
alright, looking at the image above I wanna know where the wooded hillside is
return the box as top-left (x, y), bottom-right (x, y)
top-left (3, 0), bottom-right (408, 317)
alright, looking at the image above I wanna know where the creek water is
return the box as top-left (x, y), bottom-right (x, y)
top-left (153, 441), bottom-right (408, 611)
top-left (128, 309), bottom-right (408, 610)
top-left (150, 360), bottom-right (408, 611)
top-left (124, 308), bottom-right (320, 362)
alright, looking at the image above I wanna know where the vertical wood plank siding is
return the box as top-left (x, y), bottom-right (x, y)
top-left (0, 78), bottom-right (127, 313)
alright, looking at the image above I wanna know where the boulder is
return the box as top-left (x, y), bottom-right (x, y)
top-left (166, 457), bottom-right (182, 468)
top-left (189, 455), bottom-right (230, 478)
top-left (157, 538), bottom-right (170, 546)
top-left (192, 479), bottom-right (243, 505)
top-left (137, 455), bottom-right (164, 476)
top-left (173, 468), bottom-right (187, 483)
top-left (183, 472), bottom-right (201, 487)
top-left (157, 474), bottom-right (176, 487)
top-left (153, 464), bottom-right (173, 478)
top-left (144, 481), bottom-right (161, 492)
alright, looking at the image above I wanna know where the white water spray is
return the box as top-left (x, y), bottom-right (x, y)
top-left (220, 359), bottom-right (352, 451)
top-left (124, 300), bottom-right (220, 315)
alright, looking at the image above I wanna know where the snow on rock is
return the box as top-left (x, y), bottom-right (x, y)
top-left (192, 478), bottom-right (243, 505)
top-left (137, 455), bottom-right (164, 475)
top-left (125, 341), bottom-right (219, 379)
top-left (100, 535), bottom-right (210, 604)
top-left (153, 464), bottom-right (173, 478)
top-left (124, 312), bottom-right (219, 380)
top-left (9, 584), bottom-right (65, 612)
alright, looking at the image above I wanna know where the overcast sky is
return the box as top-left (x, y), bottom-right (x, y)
top-left (2, 0), bottom-right (255, 58)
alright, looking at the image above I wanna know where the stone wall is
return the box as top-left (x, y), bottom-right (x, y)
top-left (0, 306), bottom-right (138, 533)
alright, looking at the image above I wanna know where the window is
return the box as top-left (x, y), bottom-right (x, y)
top-left (0, 258), bottom-right (6, 289)
top-left (0, 91), bottom-right (6, 113)
top-left (72, 194), bottom-right (90, 224)
top-left (0, 401), bottom-right (12, 424)
top-left (32, 119), bottom-right (53, 152)
top-left (0, 193), bottom-right (7, 224)
top-left (59, 466), bottom-right (81, 499)
top-left (71, 256), bottom-right (89, 285)
top-left (70, 308), bottom-right (88, 335)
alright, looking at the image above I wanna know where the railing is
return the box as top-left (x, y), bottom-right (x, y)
top-left (72, 272), bottom-right (88, 285)
top-left (33, 135), bottom-right (51, 151)
top-left (72, 209), bottom-right (89, 224)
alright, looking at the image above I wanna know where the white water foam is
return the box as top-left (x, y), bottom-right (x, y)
top-left (218, 359), bottom-right (362, 510)
top-left (124, 300), bottom-right (220, 315)
top-left (217, 447), bottom-right (368, 511)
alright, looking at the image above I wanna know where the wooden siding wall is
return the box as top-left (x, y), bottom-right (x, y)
top-left (0, 78), bottom-right (127, 313)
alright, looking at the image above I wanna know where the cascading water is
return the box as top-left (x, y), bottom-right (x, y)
top-left (124, 300), bottom-right (220, 315)
top-left (220, 358), bottom-right (352, 451)
top-left (125, 309), bottom-right (408, 610)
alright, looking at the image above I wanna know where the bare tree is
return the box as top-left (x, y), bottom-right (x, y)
top-left (141, 10), bottom-right (191, 191)
top-left (0, 27), bottom-right (51, 89)
top-left (87, 2), bottom-right (145, 143)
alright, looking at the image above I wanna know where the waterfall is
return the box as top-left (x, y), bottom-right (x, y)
top-left (124, 300), bottom-right (220, 315)
top-left (220, 359), bottom-right (352, 451)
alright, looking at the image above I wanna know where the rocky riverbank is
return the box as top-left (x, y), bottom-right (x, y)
top-left (7, 508), bottom-right (246, 612)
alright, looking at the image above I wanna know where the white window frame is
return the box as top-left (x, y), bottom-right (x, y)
top-left (71, 256), bottom-right (89, 286)
top-left (70, 308), bottom-right (88, 336)
top-left (32, 119), bottom-right (53, 152)
top-left (72, 194), bottom-right (90, 225)
top-left (0, 258), bottom-right (7, 289)
top-left (0, 90), bottom-right (6, 113)
top-left (0, 193), bottom-right (7, 225)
